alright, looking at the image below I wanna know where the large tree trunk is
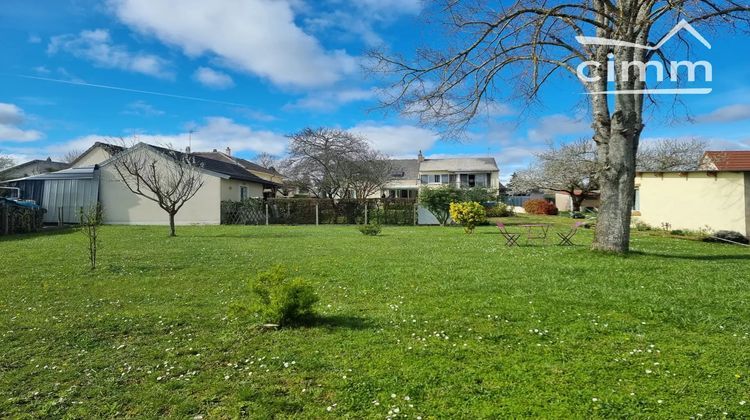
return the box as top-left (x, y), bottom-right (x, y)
top-left (169, 213), bottom-right (176, 237)
top-left (589, 36), bottom-right (645, 253)
top-left (592, 110), bottom-right (641, 253)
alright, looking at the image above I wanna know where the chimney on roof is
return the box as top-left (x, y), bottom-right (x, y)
top-left (185, 146), bottom-right (191, 154)
top-left (225, 147), bottom-right (231, 156)
top-left (46, 157), bottom-right (52, 162)
top-left (213, 148), bottom-right (218, 152)
top-left (417, 150), bottom-right (424, 162)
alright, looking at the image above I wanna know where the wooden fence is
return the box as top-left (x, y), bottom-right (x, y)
top-left (0, 199), bottom-right (46, 236)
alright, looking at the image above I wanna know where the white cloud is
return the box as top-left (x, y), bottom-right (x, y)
top-left (0, 103), bottom-right (43, 142)
top-left (33, 66), bottom-right (51, 75)
top-left (304, 0), bottom-right (422, 46)
top-left (48, 29), bottom-right (173, 79)
top-left (4, 116), bottom-right (289, 163)
top-left (122, 100), bottom-right (165, 117)
top-left (696, 104), bottom-right (750, 123)
top-left (349, 123), bottom-right (439, 156)
top-left (527, 114), bottom-right (589, 142)
top-left (193, 67), bottom-right (235, 90)
top-left (286, 88), bottom-right (376, 111)
top-left (110, 0), bottom-right (357, 88)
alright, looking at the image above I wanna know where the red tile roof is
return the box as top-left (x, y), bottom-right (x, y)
top-left (702, 151), bottom-right (750, 171)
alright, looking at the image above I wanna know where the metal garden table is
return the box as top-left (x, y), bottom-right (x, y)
top-left (519, 223), bottom-right (551, 244)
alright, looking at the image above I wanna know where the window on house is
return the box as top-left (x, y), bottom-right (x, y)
top-left (633, 189), bottom-right (640, 211)
top-left (449, 174), bottom-right (457, 184)
top-left (441, 174), bottom-right (450, 184)
top-left (468, 174), bottom-right (476, 187)
top-left (400, 189), bottom-right (408, 198)
top-left (420, 175), bottom-right (428, 185)
top-left (460, 174), bottom-right (469, 187)
top-left (240, 186), bottom-right (248, 200)
top-left (433, 174), bottom-right (441, 183)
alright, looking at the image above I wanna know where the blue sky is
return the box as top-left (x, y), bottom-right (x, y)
top-left (1, 0), bottom-right (749, 181)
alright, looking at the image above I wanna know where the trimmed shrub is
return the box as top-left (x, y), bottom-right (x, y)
top-left (523, 199), bottom-right (558, 215)
top-left (703, 230), bottom-right (749, 245)
top-left (250, 266), bottom-right (318, 326)
top-left (358, 223), bottom-right (382, 236)
top-left (420, 186), bottom-right (463, 226)
top-left (485, 202), bottom-right (514, 217)
top-left (449, 201), bottom-right (486, 234)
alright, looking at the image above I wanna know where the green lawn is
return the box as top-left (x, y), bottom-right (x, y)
top-left (1, 216), bottom-right (749, 418)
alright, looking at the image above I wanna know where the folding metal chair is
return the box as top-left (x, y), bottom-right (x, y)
top-left (496, 222), bottom-right (521, 247)
top-left (557, 222), bottom-right (584, 246)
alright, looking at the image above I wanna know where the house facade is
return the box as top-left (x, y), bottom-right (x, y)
top-left (633, 151), bottom-right (750, 236)
top-left (381, 152), bottom-right (501, 199)
top-left (634, 170), bottom-right (749, 236)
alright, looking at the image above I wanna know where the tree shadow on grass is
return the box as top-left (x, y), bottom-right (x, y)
top-left (0, 226), bottom-right (76, 242)
top-left (295, 314), bottom-right (373, 330)
top-left (630, 250), bottom-right (750, 261)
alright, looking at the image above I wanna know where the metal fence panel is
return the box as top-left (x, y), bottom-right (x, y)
top-left (221, 198), bottom-right (417, 225)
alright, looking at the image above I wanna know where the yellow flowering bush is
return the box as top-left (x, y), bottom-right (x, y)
top-left (449, 201), bottom-right (486, 234)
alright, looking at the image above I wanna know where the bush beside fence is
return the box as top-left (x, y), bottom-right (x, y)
top-left (221, 198), bottom-right (417, 226)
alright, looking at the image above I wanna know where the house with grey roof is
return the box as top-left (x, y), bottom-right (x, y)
top-left (0, 157), bottom-right (70, 181)
top-left (380, 151), bottom-right (501, 199)
top-left (2, 142), bottom-right (280, 226)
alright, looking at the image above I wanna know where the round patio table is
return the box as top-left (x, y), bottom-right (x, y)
top-left (519, 223), bottom-right (551, 244)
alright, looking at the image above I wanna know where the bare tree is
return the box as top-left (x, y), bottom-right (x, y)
top-left (371, 1), bottom-right (749, 252)
top-left (62, 149), bottom-right (85, 164)
top-left (513, 139), bottom-right (599, 211)
top-left (345, 149), bottom-right (394, 201)
top-left (637, 138), bottom-right (706, 171)
top-left (0, 154), bottom-right (14, 171)
top-left (113, 143), bottom-right (205, 236)
top-left (254, 152), bottom-right (280, 170)
top-left (284, 128), bottom-right (393, 202)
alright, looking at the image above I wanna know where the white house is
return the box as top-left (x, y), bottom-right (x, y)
top-left (381, 151), bottom-right (501, 199)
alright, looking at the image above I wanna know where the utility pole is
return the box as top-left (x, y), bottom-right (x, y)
top-left (187, 129), bottom-right (197, 153)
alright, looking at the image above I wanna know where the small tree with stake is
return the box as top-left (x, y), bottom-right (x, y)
top-left (113, 143), bottom-right (205, 237)
top-left (79, 203), bottom-right (102, 270)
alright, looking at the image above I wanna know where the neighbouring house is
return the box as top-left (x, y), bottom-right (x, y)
top-left (381, 151), bottom-right (501, 199)
top-left (1, 142), bottom-right (280, 226)
top-left (378, 151), bottom-right (501, 224)
top-left (634, 150), bottom-right (750, 236)
top-left (194, 148), bottom-right (285, 195)
top-left (71, 142), bottom-right (126, 167)
top-left (0, 157), bottom-right (70, 181)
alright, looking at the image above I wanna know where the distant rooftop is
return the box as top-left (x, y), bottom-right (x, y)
top-left (0, 158), bottom-right (70, 177)
top-left (419, 157), bottom-right (498, 172)
top-left (701, 151), bottom-right (750, 171)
